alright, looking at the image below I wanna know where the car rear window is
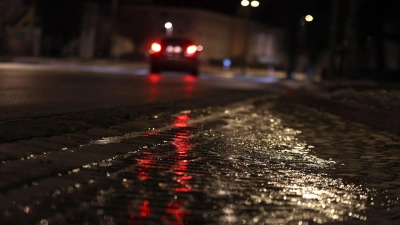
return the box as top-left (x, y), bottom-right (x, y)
top-left (161, 38), bottom-right (193, 46)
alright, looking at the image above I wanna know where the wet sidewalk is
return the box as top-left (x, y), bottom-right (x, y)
top-left (277, 80), bottom-right (400, 135)
top-left (0, 94), bottom-right (399, 225)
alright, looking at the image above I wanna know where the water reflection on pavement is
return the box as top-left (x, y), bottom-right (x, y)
top-left (88, 106), bottom-right (387, 224)
top-left (1, 98), bottom-right (399, 225)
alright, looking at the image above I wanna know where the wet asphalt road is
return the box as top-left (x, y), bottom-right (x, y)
top-left (0, 67), bottom-right (400, 225)
top-left (0, 64), bottom-right (270, 121)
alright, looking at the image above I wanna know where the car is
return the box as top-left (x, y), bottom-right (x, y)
top-left (149, 37), bottom-right (201, 76)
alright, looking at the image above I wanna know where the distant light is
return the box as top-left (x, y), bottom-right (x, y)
top-left (166, 45), bottom-right (174, 53)
top-left (174, 46), bottom-right (182, 53)
top-left (241, 0), bottom-right (250, 7)
top-left (165, 22), bottom-right (173, 29)
top-left (151, 43), bottom-right (162, 52)
top-left (186, 45), bottom-right (197, 54)
top-left (251, 1), bottom-right (260, 7)
top-left (305, 15), bottom-right (313, 22)
top-left (40, 219), bottom-right (49, 225)
top-left (197, 45), bottom-right (203, 51)
top-left (223, 59), bottom-right (231, 67)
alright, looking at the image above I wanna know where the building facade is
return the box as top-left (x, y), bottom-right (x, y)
top-left (116, 5), bottom-right (286, 67)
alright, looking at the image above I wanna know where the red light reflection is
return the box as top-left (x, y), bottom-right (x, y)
top-left (183, 75), bottom-right (197, 82)
top-left (149, 73), bottom-right (160, 83)
top-left (140, 200), bottom-right (151, 217)
top-left (173, 114), bottom-right (190, 128)
top-left (127, 113), bottom-right (193, 224)
top-left (127, 200), bottom-right (151, 225)
top-left (177, 114), bottom-right (190, 121)
top-left (136, 152), bottom-right (155, 180)
top-left (148, 73), bottom-right (160, 102)
top-left (183, 75), bottom-right (196, 98)
top-left (171, 128), bottom-right (192, 193)
top-left (165, 201), bottom-right (190, 225)
top-left (144, 131), bottom-right (160, 136)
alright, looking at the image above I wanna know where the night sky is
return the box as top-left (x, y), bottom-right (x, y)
top-left (151, 0), bottom-right (400, 26)
top-left (153, 0), bottom-right (239, 16)
top-left (35, 0), bottom-right (400, 29)
top-left (35, 0), bottom-right (400, 45)
top-left (151, 0), bottom-right (331, 27)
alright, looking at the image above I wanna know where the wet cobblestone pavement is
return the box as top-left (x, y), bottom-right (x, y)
top-left (1, 95), bottom-right (400, 225)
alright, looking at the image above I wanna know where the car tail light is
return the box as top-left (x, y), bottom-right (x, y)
top-left (186, 45), bottom-right (197, 55)
top-left (151, 43), bottom-right (162, 53)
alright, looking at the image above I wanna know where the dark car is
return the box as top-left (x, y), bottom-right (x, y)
top-left (149, 37), bottom-right (201, 76)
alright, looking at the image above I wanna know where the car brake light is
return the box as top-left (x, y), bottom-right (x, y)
top-left (151, 43), bottom-right (162, 52)
top-left (186, 45), bottom-right (197, 54)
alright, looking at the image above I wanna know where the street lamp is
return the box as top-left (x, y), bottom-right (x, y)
top-left (241, 0), bottom-right (250, 6)
top-left (251, 1), bottom-right (260, 7)
top-left (305, 15), bottom-right (314, 22)
top-left (165, 22), bottom-right (173, 36)
top-left (239, 0), bottom-right (260, 75)
top-left (241, 0), bottom-right (259, 7)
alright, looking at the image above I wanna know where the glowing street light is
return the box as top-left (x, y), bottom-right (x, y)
top-left (165, 22), bottom-right (172, 29)
top-left (241, 0), bottom-right (250, 6)
top-left (165, 22), bottom-right (173, 36)
top-left (305, 15), bottom-right (314, 22)
top-left (239, 0), bottom-right (260, 75)
top-left (241, 0), bottom-right (259, 7)
top-left (251, 1), bottom-right (260, 7)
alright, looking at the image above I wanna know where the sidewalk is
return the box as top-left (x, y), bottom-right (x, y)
top-left (276, 80), bottom-right (400, 135)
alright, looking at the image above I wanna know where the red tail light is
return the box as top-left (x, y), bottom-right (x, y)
top-left (151, 43), bottom-right (162, 53)
top-left (186, 45), bottom-right (197, 54)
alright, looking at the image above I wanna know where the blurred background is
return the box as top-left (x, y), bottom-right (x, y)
top-left (0, 0), bottom-right (399, 81)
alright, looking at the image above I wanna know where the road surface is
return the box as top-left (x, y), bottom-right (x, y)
top-left (0, 64), bottom-right (399, 225)
top-left (0, 63), bottom-right (278, 121)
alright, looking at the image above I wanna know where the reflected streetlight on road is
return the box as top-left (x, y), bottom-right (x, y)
top-left (165, 22), bottom-right (173, 36)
